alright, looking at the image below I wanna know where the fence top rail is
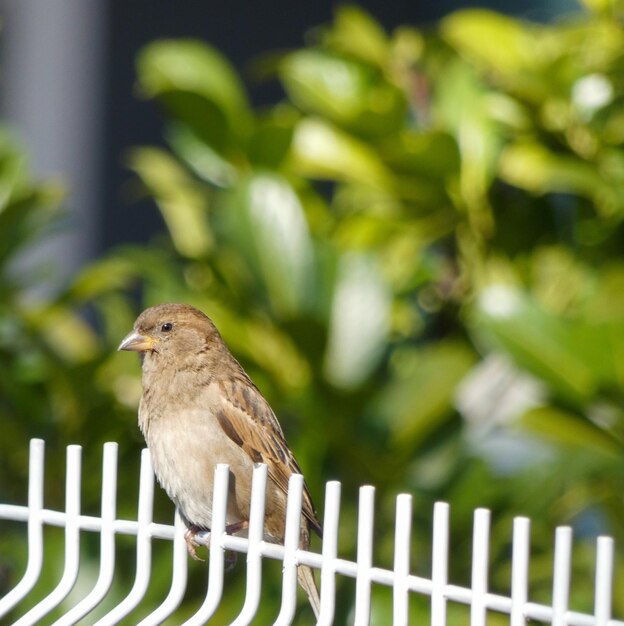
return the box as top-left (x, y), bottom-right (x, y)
top-left (0, 439), bottom-right (621, 626)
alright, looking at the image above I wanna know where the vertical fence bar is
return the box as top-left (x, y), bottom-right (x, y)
top-left (470, 509), bottom-right (490, 626)
top-left (14, 445), bottom-right (82, 626)
top-left (354, 485), bottom-right (375, 626)
top-left (93, 448), bottom-right (155, 626)
top-left (0, 439), bottom-right (45, 619)
top-left (393, 494), bottom-right (412, 626)
top-left (317, 481), bottom-right (341, 626)
top-left (594, 536), bottom-right (613, 626)
top-left (552, 527), bottom-right (572, 626)
top-left (137, 512), bottom-right (189, 626)
top-left (229, 463), bottom-right (268, 626)
top-left (510, 517), bottom-right (530, 626)
top-left (53, 442), bottom-right (119, 626)
top-left (3, 440), bottom-right (624, 626)
top-left (274, 474), bottom-right (304, 626)
top-left (182, 463), bottom-right (230, 626)
top-left (431, 502), bottom-right (449, 626)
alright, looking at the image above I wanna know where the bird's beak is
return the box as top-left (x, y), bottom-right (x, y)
top-left (118, 330), bottom-right (158, 352)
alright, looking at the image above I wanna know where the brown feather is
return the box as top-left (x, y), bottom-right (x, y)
top-left (216, 374), bottom-right (322, 537)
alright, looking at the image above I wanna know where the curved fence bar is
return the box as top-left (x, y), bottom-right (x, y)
top-left (0, 439), bottom-right (622, 626)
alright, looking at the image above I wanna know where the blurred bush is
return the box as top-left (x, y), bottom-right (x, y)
top-left (2, 1), bottom-right (624, 622)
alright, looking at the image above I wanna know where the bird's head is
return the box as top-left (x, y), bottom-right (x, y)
top-left (118, 303), bottom-right (220, 361)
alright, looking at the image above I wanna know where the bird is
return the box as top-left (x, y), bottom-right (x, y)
top-left (118, 302), bottom-right (321, 616)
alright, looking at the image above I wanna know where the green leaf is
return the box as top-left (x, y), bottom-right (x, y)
top-left (289, 117), bottom-right (393, 189)
top-left (281, 49), bottom-right (406, 137)
top-left (586, 264), bottom-right (624, 323)
top-left (221, 172), bottom-right (315, 316)
top-left (573, 321), bottom-right (624, 389)
top-left (383, 130), bottom-right (460, 180)
top-left (472, 285), bottom-right (598, 401)
top-left (136, 40), bottom-right (252, 151)
top-left (435, 60), bottom-right (501, 217)
top-left (25, 305), bottom-right (99, 363)
top-left (323, 253), bottom-right (390, 388)
top-left (579, 0), bottom-right (616, 14)
top-left (499, 142), bottom-right (622, 215)
top-left (69, 256), bottom-right (140, 300)
top-left (378, 341), bottom-right (476, 447)
top-left (127, 147), bottom-right (213, 258)
top-left (321, 5), bottom-right (390, 67)
top-left (521, 406), bottom-right (622, 456)
top-left (167, 123), bottom-right (238, 187)
top-left (246, 110), bottom-right (296, 170)
top-left (442, 9), bottom-right (541, 76)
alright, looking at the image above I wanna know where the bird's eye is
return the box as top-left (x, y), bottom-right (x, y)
top-left (161, 322), bottom-right (173, 332)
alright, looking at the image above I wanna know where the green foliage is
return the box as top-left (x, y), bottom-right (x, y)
top-left (0, 131), bottom-right (152, 622)
top-left (2, 2), bottom-right (624, 623)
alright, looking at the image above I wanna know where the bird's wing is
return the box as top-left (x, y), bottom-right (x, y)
top-left (214, 373), bottom-right (322, 536)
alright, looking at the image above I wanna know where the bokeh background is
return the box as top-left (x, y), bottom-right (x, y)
top-left (1, 0), bottom-right (623, 623)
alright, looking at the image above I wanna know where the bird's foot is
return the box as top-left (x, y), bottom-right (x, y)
top-left (184, 521), bottom-right (248, 565)
top-left (225, 520), bottom-right (249, 535)
top-left (221, 520), bottom-right (248, 571)
top-left (184, 525), bottom-right (211, 561)
top-left (224, 550), bottom-right (238, 572)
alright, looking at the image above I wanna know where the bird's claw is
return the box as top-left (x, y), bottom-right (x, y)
top-left (184, 521), bottom-right (248, 566)
top-left (185, 526), bottom-right (210, 561)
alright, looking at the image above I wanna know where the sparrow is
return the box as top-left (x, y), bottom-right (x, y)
top-left (118, 303), bottom-right (321, 616)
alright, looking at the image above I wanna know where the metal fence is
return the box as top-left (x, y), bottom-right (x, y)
top-left (0, 439), bottom-right (621, 625)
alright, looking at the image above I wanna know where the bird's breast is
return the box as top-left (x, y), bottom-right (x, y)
top-left (140, 401), bottom-right (255, 529)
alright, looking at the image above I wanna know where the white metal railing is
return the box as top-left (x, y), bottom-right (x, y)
top-left (0, 439), bottom-right (621, 625)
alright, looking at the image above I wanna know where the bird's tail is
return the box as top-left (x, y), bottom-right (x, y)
top-left (298, 564), bottom-right (320, 618)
